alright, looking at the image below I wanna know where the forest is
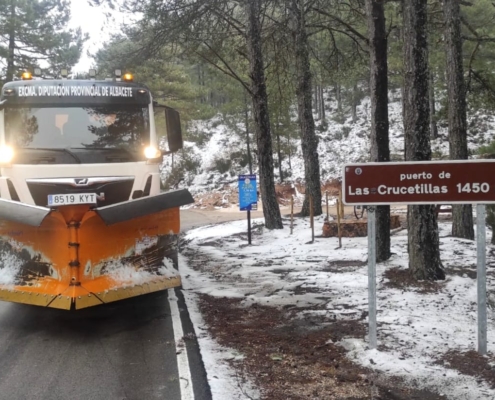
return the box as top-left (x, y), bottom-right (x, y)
top-left (2, 0), bottom-right (495, 281)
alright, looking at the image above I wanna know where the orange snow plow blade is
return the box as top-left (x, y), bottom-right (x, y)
top-left (0, 189), bottom-right (193, 310)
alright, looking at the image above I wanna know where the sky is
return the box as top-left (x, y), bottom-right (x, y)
top-left (69, 0), bottom-right (123, 72)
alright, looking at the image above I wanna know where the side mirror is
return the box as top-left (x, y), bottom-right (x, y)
top-left (164, 106), bottom-right (183, 152)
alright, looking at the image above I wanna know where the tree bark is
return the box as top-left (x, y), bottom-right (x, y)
top-left (244, 91), bottom-right (253, 174)
top-left (351, 83), bottom-right (358, 124)
top-left (290, 0), bottom-right (322, 216)
top-left (319, 85), bottom-right (325, 121)
top-left (366, 0), bottom-right (391, 263)
top-left (444, 0), bottom-right (474, 240)
top-left (336, 82), bottom-right (342, 112)
top-left (197, 65), bottom-right (203, 103)
top-left (314, 85), bottom-right (320, 119)
top-left (318, 86), bottom-right (324, 121)
top-left (276, 123), bottom-right (283, 182)
top-left (403, 0), bottom-right (444, 280)
top-left (246, 0), bottom-right (283, 229)
top-left (287, 134), bottom-right (292, 170)
top-left (429, 71), bottom-right (438, 139)
top-left (6, 0), bottom-right (16, 82)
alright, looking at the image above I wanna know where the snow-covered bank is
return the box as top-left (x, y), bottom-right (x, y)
top-left (180, 214), bottom-right (495, 399)
top-left (161, 95), bottom-right (495, 197)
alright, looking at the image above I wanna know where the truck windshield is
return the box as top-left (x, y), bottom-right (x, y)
top-left (5, 106), bottom-right (149, 150)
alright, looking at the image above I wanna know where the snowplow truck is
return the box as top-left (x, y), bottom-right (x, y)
top-left (0, 70), bottom-right (193, 310)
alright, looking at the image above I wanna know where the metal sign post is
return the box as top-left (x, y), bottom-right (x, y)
top-left (247, 209), bottom-right (252, 245)
top-left (238, 174), bottom-right (257, 245)
top-left (367, 206), bottom-right (377, 349)
top-left (343, 161), bottom-right (495, 354)
top-left (477, 204), bottom-right (487, 355)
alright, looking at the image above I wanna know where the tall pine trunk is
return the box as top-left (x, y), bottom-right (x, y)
top-left (336, 82), bottom-right (342, 112)
top-left (246, 0), bottom-right (283, 229)
top-left (244, 91), bottom-right (253, 174)
top-left (366, 0), bottom-right (391, 262)
top-left (6, 0), bottom-right (16, 82)
top-left (273, 110), bottom-right (283, 182)
top-left (290, 0), bottom-right (322, 216)
top-left (444, 0), bottom-right (474, 240)
top-left (319, 86), bottom-right (325, 121)
top-left (351, 83), bottom-right (358, 124)
top-left (287, 134), bottom-right (292, 170)
top-left (429, 71), bottom-right (438, 139)
top-left (314, 85), bottom-right (319, 119)
top-left (317, 85), bottom-right (323, 121)
top-left (403, 0), bottom-right (444, 280)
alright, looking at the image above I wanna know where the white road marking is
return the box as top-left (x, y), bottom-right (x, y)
top-left (168, 289), bottom-right (195, 400)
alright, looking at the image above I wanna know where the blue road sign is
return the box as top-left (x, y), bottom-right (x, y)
top-left (239, 174), bottom-right (257, 211)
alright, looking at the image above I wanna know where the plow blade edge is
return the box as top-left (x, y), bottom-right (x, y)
top-left (95, 189), bottom-right (194, 225)
top-left (0, 198), bottom-right (50, 227)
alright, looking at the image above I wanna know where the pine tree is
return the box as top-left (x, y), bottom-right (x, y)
top-left (366, 0), bottom-right (391, 262)
top-left (94, 36), bottom-right (204, 122)
top-left (289, 0), bottom-right (322, 217)
top-left (0, 0), bottom-right (85, 82)
top-left (443, 0), bottom-right (474, 240)
top-left (246, 0), bottom-right (283, 229)
top-left (403, 0), bottom-right (444, 281)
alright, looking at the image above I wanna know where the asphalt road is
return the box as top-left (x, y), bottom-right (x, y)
top-left (0, 209), bottom-right (232, 400)
top-left (0, 290), bottom-right (187, 400)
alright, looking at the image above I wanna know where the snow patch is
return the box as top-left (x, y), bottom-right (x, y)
top-left (0, 251), bottom-right (23, 286)
top-left (105, 259), bottom-right (178, 287)
top-left (181, 215), bottom-right (495, 399)
top-left (158, 257), bottom-right (178, 277)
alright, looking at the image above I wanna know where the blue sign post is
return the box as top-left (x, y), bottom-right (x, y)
top-left (239, 174), bottom-right (257, 210)
top-left (238, 174), bottom-right (257, 244)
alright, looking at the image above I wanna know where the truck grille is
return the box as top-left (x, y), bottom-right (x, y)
top-left (26, 177), bottom-right (134, 207)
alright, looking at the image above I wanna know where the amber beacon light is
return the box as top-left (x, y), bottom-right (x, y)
top-left (21, 72), bottom-right (32, 80)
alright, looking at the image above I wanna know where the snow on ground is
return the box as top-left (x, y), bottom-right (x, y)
top-left (180, 214), bottom-right (495, 399)
top-left (279, 93), bottom-right (495, 183)
top-left (164, 88), bottom-right (495, 397)
top-left (181, 279), bottom-right (261, 400)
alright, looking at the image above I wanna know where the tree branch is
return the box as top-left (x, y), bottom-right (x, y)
top-left (310, 7), bottom-right (368, 44)
top-left (462, 36), bottom-right (495, 42)
top-left (197, 41), bottom-right (251, 94)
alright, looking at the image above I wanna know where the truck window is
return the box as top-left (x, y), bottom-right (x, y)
top-left (5, 106), bottom-right (149, 150)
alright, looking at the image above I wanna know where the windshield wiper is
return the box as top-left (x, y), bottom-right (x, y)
top-left (25, 147), bottom-right (81, 164)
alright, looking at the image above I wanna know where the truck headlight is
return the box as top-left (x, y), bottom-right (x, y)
top-left (0, 146), bottom-right (14, 164)
top-left (144, 146), bottom-right (161, 159)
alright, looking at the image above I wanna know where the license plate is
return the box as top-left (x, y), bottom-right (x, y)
top-left (47, 193), bottom-right (97, 206)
